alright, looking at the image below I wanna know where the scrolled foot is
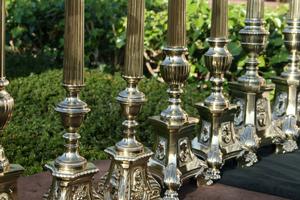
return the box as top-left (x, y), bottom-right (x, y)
top-left (276, 139), bottom-right (298, 154)
top-left (238, 151), bottom-right (258, 168)
top-left (163, 190), bottom-right (179, 200)
top-left (197, 167), bottom-right (220, 186)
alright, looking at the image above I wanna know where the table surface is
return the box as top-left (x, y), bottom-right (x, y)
top-left (18, 160), bottom-right (287, 200)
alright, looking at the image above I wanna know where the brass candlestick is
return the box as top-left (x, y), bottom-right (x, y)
top-left (44, 1), bottom-right (99, 199)
top-left (272, 0), bottom-right (300, 153)
top-left (0, 0), bottom-right (24, 199)
top-left (93, 0), bottom-right (161, 199)
top-left (192, 0), bottom-right (242, 184)
top-left (228, 0), bottom-right (281, 167)
top-left (148, 0), bottom-right (207, 199)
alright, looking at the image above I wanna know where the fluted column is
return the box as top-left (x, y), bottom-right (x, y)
top-left (211, 0), bottom-right (228, 38)
top-left (63, 0), bottom-right (84, 86)
top-left (0, 0), bottom-right (4, 79)
top-left (167, 0), bottom-right (186, 47)
top-left (246, 0), bottom-right (264, 19)
top-left (124, 0), bottom-right (144, 78)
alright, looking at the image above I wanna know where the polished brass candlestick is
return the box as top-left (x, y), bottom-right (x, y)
top-left (148, 0), bottom-right (207, 199)
top-left (228, 0), bottom-right (282, 167)
top-left (44, 1), bottom-right (99, 199)
top-left (0, 1), bottom-right (24, 199)
top-left (272, 0), bottom-right (300, 153)
top-left (93, 0), bottom-right (161, 199)
top-left (192, 0), bottom-right (242, 184)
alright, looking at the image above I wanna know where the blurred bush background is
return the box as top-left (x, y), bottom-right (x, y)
top-left (2, 0), bottom-right (289, 175)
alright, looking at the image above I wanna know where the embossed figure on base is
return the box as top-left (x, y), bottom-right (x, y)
top-left (93, 0), bottom-right (161, 199)
top-left (148, 0), bottom-right (207, 198)
top-left (192, 0), bottom-right (243, 185)
top-left (44, 1), bottom-right (99, 199)
top-left (0, 1), bottom-right (24, 199)
top-left (228, 0), bottom-right (282, 167)
top-left (271, 0), bottom-right (300, 154)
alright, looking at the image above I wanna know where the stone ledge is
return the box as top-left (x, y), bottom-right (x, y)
top-left (17, 160), bottom-right (286, 200)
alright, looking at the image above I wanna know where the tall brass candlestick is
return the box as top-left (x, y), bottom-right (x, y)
top-left (272, 0), bottom-right (300, 153)
top-left (228, 0), bottom-right (281, 168)
top-left (93, 0), bottom-right (161, 199)
top-left (149, 0), bottom-right (207, 198)
top-left (45, 1), bottom-right (99, 199)
top-left (192, 0), bottom-right (242, 185)
top-left (0, 1), bottom-right (24, 199)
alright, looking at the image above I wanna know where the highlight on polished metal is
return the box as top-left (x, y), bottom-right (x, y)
top-left (272, 0), bottom-right (300, 153)
top-left (148, 0), bottom-right (207, 198)
top-left (92, 0), bottom-right (161, 199)
top-left (228, 0), bottom-right (282, 167)
top-left (192, 0), bottom-right (242, 185)
top-left (44, 0), bottom-right (99, 199)
top-left (0, 0), bottom-right (24, 199)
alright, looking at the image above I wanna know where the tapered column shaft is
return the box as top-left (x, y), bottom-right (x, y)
top-left (63, 0), bottom-right (84, 86)
top-left (211, 0), bottom-right (228, 38)
top-left (289, 0), bottom-right (300, 20)
top-left (246, 0), bottom-right (264, 19)
top-left (167, 0), bottom-right (186, 47)
top-left (124, 0), bottom-right (145, 78)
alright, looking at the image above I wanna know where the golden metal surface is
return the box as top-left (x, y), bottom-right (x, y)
top-left (44, 1), bottom-right (99, 199)
top-left (192, 0), bottom-right (243, 185)
top-left (272, 0), bottom-right (300, 154)
top-left (228, 0), bottom-right (282, 167)
top-left (93, 0), bottom-right (161, 199)
top-left (148, 1), bottom-right (207, 199)
top-left (0, 1), bottom-right (24, 199)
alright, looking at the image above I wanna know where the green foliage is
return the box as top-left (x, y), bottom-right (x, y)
top-left (5, 0), bottom-right (289, 77)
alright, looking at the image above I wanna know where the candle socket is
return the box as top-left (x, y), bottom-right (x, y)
top-left (271, 0), bottom-right (300, 154)
top-left (228, 0), bottom-right (282, 167)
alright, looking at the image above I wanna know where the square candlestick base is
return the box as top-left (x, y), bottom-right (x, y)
top-left (44, 162), bottom-right (98, 200)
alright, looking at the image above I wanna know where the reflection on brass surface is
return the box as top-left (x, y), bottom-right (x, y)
top-left (192, 0), bottom-right (243, 185)
top-left (0, 1), bottom-right (24, 199)
top-left (148, 0), bottom-right (207, 198)
top-left (93, 0), bottom-right (161, 199)
top-left (228, 0), bottom-right (281, 166)
top-left (272, 0), bottom-right (300, 153)
top-left (44, 1), bottom-right (99, 199)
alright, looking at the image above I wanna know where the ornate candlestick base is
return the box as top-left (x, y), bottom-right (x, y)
top-left (44, 162), bottom-right (98, 200)
top-left (271, 0), bottom-right (300, 154)
top-left (148, 116), bottom-right (207, 188)
top-left (93, 147), bottom-right (161, 200)
top-left (192, 103), bottom-right (243, 184)
top-left (0, 164), bottom-right (23, 200)
top-left (272, 77), bottom-right (300, 153)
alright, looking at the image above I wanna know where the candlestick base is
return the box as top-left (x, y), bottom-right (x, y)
top-left (93, 146), bottom-right (161, 200)
top-left (149, 116), bottom-right (207, 195)
top-left (192, 103), bottom-right (243, 185)
top-left (43, 162), bottom-right (98, 200)
top-left (272, 76), bottom-right (300, 154)
top-left (0, 164), bottom-right (23, 200)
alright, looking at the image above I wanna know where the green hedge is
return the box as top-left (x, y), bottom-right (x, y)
top-left (6, 0), bottom-right (289, 78)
